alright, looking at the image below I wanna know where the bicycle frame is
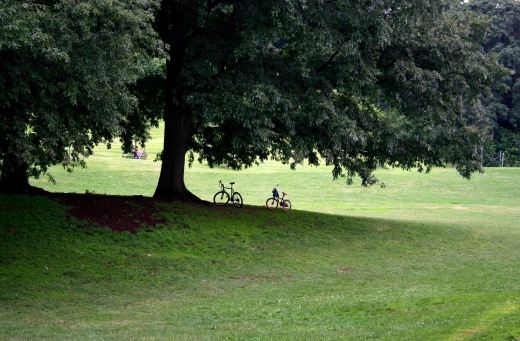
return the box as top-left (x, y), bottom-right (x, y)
top-left (214, 180), bottom-right (243, 208)
top-left (219, 181), bottom-right (235, 196)
top-left (266, 187), bottom-right (291, 212)
top-left (278, 192), bottom-right (290, 206)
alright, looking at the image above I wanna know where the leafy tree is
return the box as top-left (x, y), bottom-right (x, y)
top-left (119, 58), bottom-right (165, 154)
top-left (461, 0), bottom-right (520, 131)
top-left (152, 0), bottom-right (505, 202)
top-left (455, 0), bottom-right (520, 166)
top-left (0, 0), bottom-right (160, 191)
top-left (482, 127), bottom-right (520, 166)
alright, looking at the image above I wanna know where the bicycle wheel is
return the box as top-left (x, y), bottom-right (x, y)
top-left (266, 198), bottom-right (278, 210)
top-left (231, 192), bottom-right (243, 208)
top-left (282, 200), bottom-right (292, 212)
top-left (213, 191), bottom-right (230, 206)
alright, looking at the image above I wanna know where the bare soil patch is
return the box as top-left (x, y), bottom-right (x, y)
top-left (48, 192), bottom-right (167, 234)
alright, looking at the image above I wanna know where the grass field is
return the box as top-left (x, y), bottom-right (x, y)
top-left (1, 124), bottom-right (520, 340)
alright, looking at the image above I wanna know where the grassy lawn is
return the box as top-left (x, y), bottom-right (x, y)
top-left (1, 125), bottom-right (520, 340)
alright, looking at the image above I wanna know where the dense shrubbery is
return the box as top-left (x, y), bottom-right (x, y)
top-left (483, 128), bottom-right (520, 167)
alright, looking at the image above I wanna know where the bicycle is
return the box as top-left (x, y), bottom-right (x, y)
top-left (266, 185), bottom-right (291, 212)
top-left (213, 180), bottom-right (243, 208)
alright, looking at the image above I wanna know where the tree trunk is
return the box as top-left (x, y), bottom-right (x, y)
top-left (152, 82), bottom-right (200, 202)
top-left (0, 154), bottom-right (35, 193)
top-left (152, 1), bottom-right (209, 204)
top-left (0, 105), bottom-right (44, 194)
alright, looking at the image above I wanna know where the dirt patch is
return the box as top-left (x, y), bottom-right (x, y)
top-left (48, 192), bottom-right (167, 234)
top-left (340, 268), bottom-right (355, 272)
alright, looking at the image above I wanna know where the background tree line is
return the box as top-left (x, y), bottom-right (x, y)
top-left (457, 0), bottom-right (520, 166)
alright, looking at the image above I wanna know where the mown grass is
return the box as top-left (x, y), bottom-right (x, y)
top-left (1, 125), bottom-right (520, 340)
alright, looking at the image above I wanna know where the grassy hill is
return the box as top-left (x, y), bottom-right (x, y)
top-left (1, 125), bottom-right (520, 340)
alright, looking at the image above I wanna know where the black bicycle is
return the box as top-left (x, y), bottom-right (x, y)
top-left (213, 180), bottom-right (243, 208)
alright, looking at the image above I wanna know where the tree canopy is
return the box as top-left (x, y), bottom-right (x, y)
top-left (0, 0), bottom-right (160, 190)
top-left (152, 0), bottom-right (505, 202)
top-left (0, 0), bottom-right (506, 200)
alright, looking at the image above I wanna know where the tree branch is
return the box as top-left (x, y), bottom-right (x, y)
top-left (316, 48), bottom-right (341, 74)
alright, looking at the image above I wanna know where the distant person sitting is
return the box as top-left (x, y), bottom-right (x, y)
top-left (132, 147), bottom-right (138, 158)
top-left (136, 148), bottom-right (143, 159)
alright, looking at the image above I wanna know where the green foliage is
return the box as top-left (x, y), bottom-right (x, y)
top-left (455, 0), bottom-right (520, 167)
top-left (461, 0), bottom-right (520, 132)
top-left (159, 0), bottom-right (505, 189)
top-left (483, 127), bottom-right (520, 166)
top-left (119, 58), bottom-right (166, 154)
top-left (0, 0), bottom-right (161, 185)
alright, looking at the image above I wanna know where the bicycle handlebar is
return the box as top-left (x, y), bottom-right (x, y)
top-left (219, 180), bottom-right (235, 189)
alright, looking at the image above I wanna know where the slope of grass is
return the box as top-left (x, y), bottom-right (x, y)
top-left (1, 125), bottom-right (519, 340)
top-left (1, 192), bottom-right (520, 340)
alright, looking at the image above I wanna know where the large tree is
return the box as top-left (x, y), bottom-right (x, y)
top-left (0, 0), bottom-right (160, 191)
top-left (152, 0), bottom-right (505, 202)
